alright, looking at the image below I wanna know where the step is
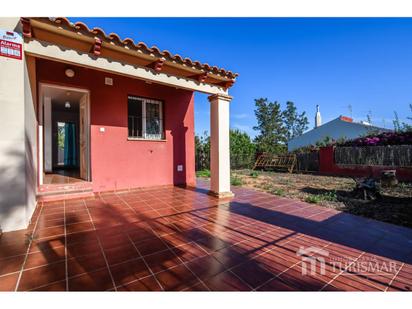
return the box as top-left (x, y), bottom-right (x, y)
top-left (37, 189), bottom-right (95, 202)
top-left (39, 183), bottom-right (93, 193)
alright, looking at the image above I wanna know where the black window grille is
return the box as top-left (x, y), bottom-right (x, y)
top-left (128, 96), bottom-right (163, 139)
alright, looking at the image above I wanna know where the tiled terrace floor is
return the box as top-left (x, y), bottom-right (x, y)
top-left (1, 180), bottom-right (411, 291)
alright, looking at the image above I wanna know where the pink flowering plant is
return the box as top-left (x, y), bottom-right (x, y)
top-left (339, 131), bottom-right (412, 147)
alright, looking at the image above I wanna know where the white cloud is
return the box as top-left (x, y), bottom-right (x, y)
top-left (231, 113), bottom-right (249, 120)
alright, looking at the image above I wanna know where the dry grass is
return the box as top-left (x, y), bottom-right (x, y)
top-left (230, 169), bottom-right (412, 228)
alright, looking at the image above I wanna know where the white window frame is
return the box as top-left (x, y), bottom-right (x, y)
top-left (128, 96), bottom-right (164, 140)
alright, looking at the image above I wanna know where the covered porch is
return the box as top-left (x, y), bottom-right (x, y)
top-left (24, 17), bottom-right (235, 198)
top-left (0, 17), bottom-right (237, 232)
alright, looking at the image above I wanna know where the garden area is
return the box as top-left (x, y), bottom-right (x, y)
top-left (195, 99), bottom-right (412, 228)
top-left (197, 169), bottom-right (412, 228)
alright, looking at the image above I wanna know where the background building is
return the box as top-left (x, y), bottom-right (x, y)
top-left (288, 107), bottom-right (390, 151)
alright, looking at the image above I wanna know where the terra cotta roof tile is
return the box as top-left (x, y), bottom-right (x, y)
top-left (33, 17), bottom-right (238, 80)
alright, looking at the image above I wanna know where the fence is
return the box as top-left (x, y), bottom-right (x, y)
top-left (296, 151), bottom-right (319, 172)
top-left (335, 145), bottom-right (412, 167)
top-left (319, 146), bottom-right (412, 181)
top-left (195, 152), bottom-right (255, 171)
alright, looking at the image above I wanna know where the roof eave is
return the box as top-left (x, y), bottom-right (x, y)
top-left (23, 17), bottom-right (238, 88)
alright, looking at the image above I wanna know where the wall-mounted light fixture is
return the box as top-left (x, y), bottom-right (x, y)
top-left (65, 68), bottom-right (75, 78)
top-left (65, 101), bottom-right (71, 109)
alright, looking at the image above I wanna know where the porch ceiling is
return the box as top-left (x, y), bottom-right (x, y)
top-left (21, 17), bottom-right (238, 92)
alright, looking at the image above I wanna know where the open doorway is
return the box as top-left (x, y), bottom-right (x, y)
top-left (39, 84), bottom-right (90, 186)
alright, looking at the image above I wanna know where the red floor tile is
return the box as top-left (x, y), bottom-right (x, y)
top-left (154, 264), bottom-right (200, 291)
top-left (104, 243), bottom-right (140, 266)
top-left (231, 260), bottom-right (276, 289)
top-left (24, 246), bottom-right (66, 270)
top-left (133, 237), bottom-right (169, 256)
top-left (185, 255), bottom-right (226, 280)
top-left (143, 249), bottom-right (183, 274)
top-left (67, 252), bottom-right (107, 277)
top-left (117, 275), bottom-right (162, 291)
top-left (256, 277), bottom-right (297, 291)
top-left (17, 261), bottom-right (66, 291)
top-left (0, 273), bottom-right (19, 291)
top-left (0, 242), bottom-right (29, 259)
top-left (31, 280), bottom-right (66, 291)
top-left (171, 242), bottom-right (208, 262)
top-left (68, 268), bottom-right (114, 291)
top-left (109, 258), bottom-right (151, 286)
top-left (0, 180), bottom-right (411, 291)
top-left (203, 271), bottom-right (251, 291)
top-left (0, 255), bottom-right (25, 276)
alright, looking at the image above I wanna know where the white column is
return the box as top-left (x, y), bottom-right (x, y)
top-left (44, 97), bottom-right (52, 172)
top-left (208, 94), bottom-right (234, 198)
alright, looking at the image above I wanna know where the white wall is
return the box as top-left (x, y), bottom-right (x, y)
top-left (0, 18), bottom-right (37, 232)
top-left (288, 118), bottom-right (381, 151)
top-left (24, 55), bottom-right (38, 228)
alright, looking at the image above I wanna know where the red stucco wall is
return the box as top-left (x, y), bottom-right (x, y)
top-left (36, 58), bottom-right (196, 192)
top-left (319, 146), bottom-right (412, 181)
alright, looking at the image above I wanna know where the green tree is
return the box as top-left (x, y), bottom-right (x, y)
top-left (195, 131), bottom-right (210, 171)
top-left (253, 98), bottom-right (287, 154)
top-left (393, 106), bottom-right (412, 132)
top-left (315, 136), bottom-right (334, 147)
top-left (195, 130), bottom-right (256, 170)
top-left (366, 111), bottom-right (372, 125)
top-left (57, 125), bottom-right (65, 149)
top-left (282, 101), bottom-right (309, 140)
top-left (230, 129), bottom-right (256, 169)
top-left (404, 104), bottom-right (412, 131)
top-left (393, 111), bottom-right (401, 132)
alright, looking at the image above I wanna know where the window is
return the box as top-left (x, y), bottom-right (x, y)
top-left (128, 96), bottom-right (163, 140)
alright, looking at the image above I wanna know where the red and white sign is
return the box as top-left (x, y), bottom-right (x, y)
top-left (0, 30), bottom-right (22, 60)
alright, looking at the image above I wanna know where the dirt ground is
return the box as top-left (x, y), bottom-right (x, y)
top-left (229, 169), bottom-right (412, 228)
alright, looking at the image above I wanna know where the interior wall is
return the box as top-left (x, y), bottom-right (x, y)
top-left (36, 58), bottom-right (196, 192)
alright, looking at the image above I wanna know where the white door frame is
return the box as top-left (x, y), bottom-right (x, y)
top-left (38, 82), bottom-right (91, 185)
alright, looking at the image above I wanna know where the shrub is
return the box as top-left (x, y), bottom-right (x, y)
top-left (196, 169), bottom-right (210, 178)
top-left (249, 171), bottom-right (259, 178)
top-left (272, 188), bottom-right (285, 196)
top-left (320, 191), bottom-right (338, 202)
top-left (230, 129), bottom-right (256, 169)
top-left (305, 195), bottom-right (322, 204)
top-left (305, 191), bottom-right (337, 204)
top-left (258, 182), bottom-right (273, 191)
top-left (196, 129), bottom-right (257, 171)
top-left (231, 176), bottom-right (243, 186)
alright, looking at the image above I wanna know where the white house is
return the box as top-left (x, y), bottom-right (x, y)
top-left (287, 107), bottom-right (390, 151)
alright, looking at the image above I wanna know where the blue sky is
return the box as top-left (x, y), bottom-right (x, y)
top-left (71, 18), bottom-right (412, 137)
